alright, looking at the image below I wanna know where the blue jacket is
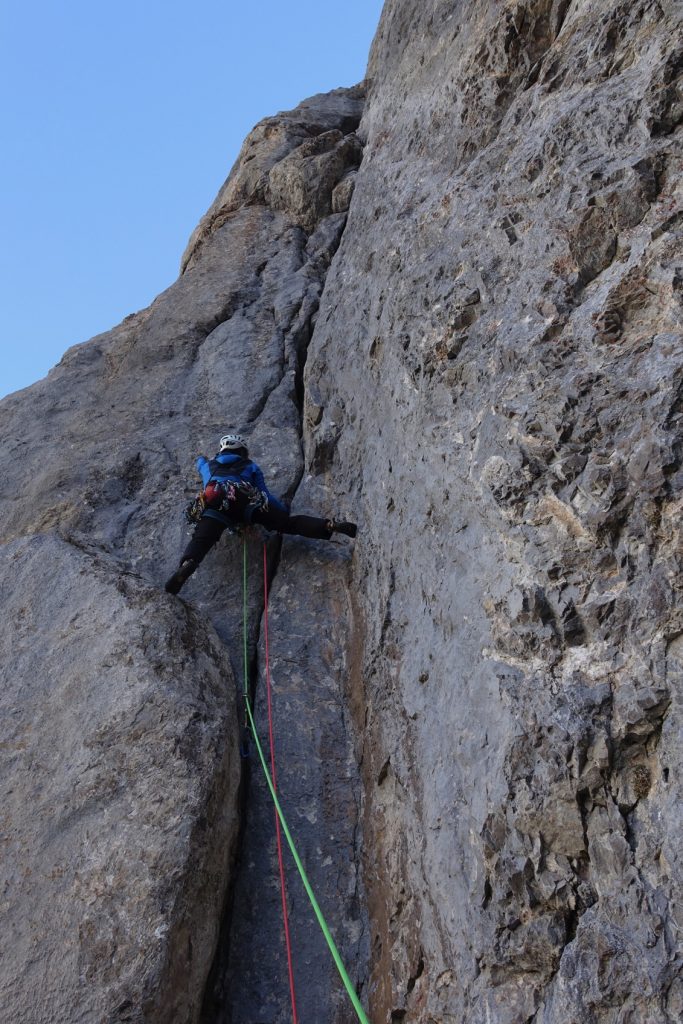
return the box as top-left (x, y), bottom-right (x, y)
top-left (197, 451), bottom-right (287, 524)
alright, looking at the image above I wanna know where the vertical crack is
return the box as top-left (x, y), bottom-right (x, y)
top-left (198, 202), bottom-right (358, 1022)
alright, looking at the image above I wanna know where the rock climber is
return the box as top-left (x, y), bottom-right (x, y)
top-left (165, 433), bottom-right (357, 594)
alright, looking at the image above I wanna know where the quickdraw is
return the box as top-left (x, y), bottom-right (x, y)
top-left (184, 492), bottom-right (206, 524)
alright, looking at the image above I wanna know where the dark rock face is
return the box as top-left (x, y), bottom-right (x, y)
top-left (2, 3), bottom-right (682, 1024)
top-left (303, 1), bottom-right (683, 1021)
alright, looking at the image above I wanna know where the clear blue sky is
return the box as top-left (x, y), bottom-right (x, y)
top-left (0, 1), bottom-right (384, 399)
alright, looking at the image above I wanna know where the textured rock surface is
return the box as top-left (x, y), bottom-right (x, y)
top-left (303, 1), bottom-right (683, 1021)
top-left (2, 2), bottom-right (683, 1023)
top-left (0, 88), bottom-right (365, 1022)
top-left (0, 533), bottom-right (240, 1024)
top-left (204, 496), bottom-right (367, 1024)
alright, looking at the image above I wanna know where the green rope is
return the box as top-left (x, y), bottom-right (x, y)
top-left (243, 538), bottom-right (249, 706)
top-left (241, 538), bottom-right (370, 1024)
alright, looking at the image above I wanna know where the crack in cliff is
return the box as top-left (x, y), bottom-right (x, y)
top-left (198, 199), bottom-right (362, 1021)
top-left (199, 594), bottom-right (265, 1024)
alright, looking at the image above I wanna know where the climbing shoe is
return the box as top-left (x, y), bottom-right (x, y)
top-left (164, 559), bottom-right (198, 595)
top-left (330, 520), bottom-right (357, 538)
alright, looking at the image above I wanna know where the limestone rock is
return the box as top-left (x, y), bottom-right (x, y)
top-left (2, 2), bottom-right (683, 1023)
top-left (0, 532), bottom-right (239, 1024)
top-left (268, 130), bottom-right (363, 231)
top-left (181, 87), bottom-right (364, 272)
top-left (0, 87), bottom-right (366, 1023)
top-left (207, 480), bottom-right (367, 1023)
top-left (303, 1), bottom-right (683, 1021)
top-left (332, 171), bottom-right (357, 214)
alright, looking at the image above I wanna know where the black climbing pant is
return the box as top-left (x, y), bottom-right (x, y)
top-left (182, 515), bottom-right (227, 565)
top-left (180, 508), bottom-right (333, 566)
top-left (252, 505), bottom-right (333, 539)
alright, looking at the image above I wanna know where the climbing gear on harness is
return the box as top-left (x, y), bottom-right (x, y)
top-left (206, 478), bottom-right (268, 517)
top-left (184, 499), bottom-right (203, 525)
top-left (240, 539), bottom-right (370, 1024)
top-left (185, 493), bottom-right (206, 524)
top-left (185, 477), bottom-right (268, 527)
top-left (164, 558), bottom-right (198, 594)
top-left (219, 433), bottom-right (248, 452)
top-left (236, 479), bottom-right (269, 514)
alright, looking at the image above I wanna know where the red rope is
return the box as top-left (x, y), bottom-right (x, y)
top-left (263, 541), bottom-right (299, 1024)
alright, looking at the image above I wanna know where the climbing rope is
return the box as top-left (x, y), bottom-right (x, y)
top-left (262, 541), bottom-right (299, 1024)
top-left (241, 538), bottom-right (370, 1024)
top-left (240, 535), bottom-right (250, 756)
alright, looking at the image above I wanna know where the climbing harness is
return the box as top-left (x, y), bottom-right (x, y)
top-left (186, 478), bottom-right (268, 527)
top-left (241, 538), bottom-right (370, 1024)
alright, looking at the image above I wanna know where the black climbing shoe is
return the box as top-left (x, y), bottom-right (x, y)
top-left (330, 520), bottom-right (357, 538)
top-left (165, 559), bottom-right (198, 595)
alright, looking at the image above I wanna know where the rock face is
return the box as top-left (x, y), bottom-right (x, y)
top-left (303, 1), bottom-right (683, 1021)
top-left (0, 533), bottom-right (239, 1024)
top-left (207, 505), bottom-right (368, 1024)
top-left (0, 87), bottom-right (365, 1022)
top-left (2, 2), bottom-right (683, 1023)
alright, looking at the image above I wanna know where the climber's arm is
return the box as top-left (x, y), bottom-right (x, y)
top-left (196, 455), bottom-right (212, 487)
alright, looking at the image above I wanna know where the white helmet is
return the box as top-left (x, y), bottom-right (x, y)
top-left (219, 433), bottom-right (247, 452)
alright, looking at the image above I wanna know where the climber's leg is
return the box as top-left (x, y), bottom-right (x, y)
top-left (328, 520), bottom-right (357, 537)
top-left (251, 505), bottom-right (330, 538)
top-left (165, 516), bottom-right (227, 594)
top-left (251, 506), bottom-right (356, 539)
top-left (165, 558), bottom-right (199, 595)
top-left (181, 515), bottom-right (228, 563)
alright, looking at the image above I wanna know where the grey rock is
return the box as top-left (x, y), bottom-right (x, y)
top-left (0, 532), bottom-right (240, 1024)
top-left (0, 87), bottom-right (366, 1023)
top-left (268, 130), bottom-right (363, 232)
top-left (332, 171), bottom-right (357, 214)
top-left (302, 0), bottom-right (683, 1021)
top-left (3, 2), bottom-right (683, 1023)
top-left (218, 480), bottom-right (368, 1023)
top-left (181, 87), bottom-right (364, 273)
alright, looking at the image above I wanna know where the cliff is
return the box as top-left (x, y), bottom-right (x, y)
top-left (1, 2), bottom-right (682, 1023)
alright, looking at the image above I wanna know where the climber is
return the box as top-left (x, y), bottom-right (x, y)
top-left (165, 433), bottom-right (357, 594)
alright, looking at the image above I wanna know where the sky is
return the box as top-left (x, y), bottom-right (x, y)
top-left (0, 1), bottom-right (384, 400)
